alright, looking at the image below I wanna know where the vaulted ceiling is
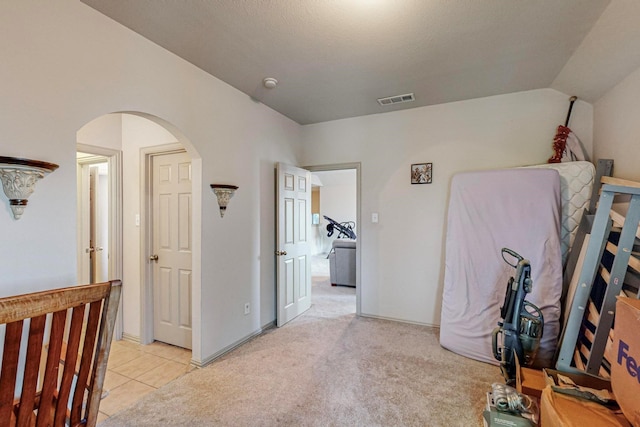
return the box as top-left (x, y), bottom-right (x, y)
top-left (81, 1), bottom-right (640, 125)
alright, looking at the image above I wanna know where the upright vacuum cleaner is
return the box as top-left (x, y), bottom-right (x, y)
top-left (492, 248), bottom-right (544, 384)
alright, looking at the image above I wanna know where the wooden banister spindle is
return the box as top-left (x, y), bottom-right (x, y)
top-left (16, 315), bottom-right (46, 427)
top-left (0, 321), bottom-right (24, 423)
top-left (70, 300), bottom-right (102, 425)
top-left (36, 310), bottom-right (67, 427)
top-left (84, 283), bottom-right (121, 427)
top-left (54, 305), bottom-right (85, 426)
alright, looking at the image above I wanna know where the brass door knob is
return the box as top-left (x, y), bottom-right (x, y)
top-left (149, 254), bottom-right (159, 261)
top-left (275, 250), bottom-right (287, 256)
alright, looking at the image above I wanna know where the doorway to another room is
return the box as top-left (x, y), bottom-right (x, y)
top-left (76, 145), bottom-right (123, 339)
top-left (77, 153), bottom-right (109, 284)
top-left (309, 167), bottom-right (358, 316)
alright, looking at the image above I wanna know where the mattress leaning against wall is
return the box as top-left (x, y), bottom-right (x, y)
top-left (525, 161), bottom-right (595, 266)
top-left (439, 168), bottom-right (563, 368)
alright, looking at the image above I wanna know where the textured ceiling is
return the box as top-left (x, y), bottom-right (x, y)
top-left (81, 0), bottom-right (625, 125)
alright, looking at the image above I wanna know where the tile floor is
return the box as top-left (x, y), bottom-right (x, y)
top-left (97, 340), bottom-right (193, 424)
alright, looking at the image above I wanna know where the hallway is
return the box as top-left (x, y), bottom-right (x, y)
top-left (98, 254), bottom-right (353, 423)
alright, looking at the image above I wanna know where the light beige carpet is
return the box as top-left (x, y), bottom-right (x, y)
top-left (100, 276), bottom-right (501, 426)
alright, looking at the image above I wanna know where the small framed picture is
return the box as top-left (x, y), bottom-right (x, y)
top-left (411, 163), bottom-right (433, 184)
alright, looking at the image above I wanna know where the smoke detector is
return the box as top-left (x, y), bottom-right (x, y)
top-left (263, 77), bottom-right (278, 89)
top-left (377, 93), bottom-right (415, 106)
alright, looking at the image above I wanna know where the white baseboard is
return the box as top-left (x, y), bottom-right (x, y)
top-left (121, 333), bottom-right (141, 344)
top-left (120, 321), bottom-right (278, 368)
top-left (192, 321), bottom-right (276, 368)
top-left (359, 312), bottom-right (439, 329)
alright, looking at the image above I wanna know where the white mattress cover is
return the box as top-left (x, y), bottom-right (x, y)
top-left (525, 161), bottom-right (595, 265)
top-left (440, 168), bottom-right (563, 367)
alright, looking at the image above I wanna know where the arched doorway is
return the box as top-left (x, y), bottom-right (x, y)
top-left (77, 112), bottom-right (202, 362)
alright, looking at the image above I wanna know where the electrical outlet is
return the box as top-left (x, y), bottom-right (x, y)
top-left (244, 302), bottom-right (250, 315)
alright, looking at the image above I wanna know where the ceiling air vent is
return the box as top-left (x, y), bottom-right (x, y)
top-left (377, 93), bottom-right (415, 106)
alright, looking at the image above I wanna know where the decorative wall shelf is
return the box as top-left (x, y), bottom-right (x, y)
top-left (0, 156), bottom-right (59, 220)
top-left (210, 184), bottom-right (238, 218)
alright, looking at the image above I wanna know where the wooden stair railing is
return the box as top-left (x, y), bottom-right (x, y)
top-left (0, 280), bottom-right (121, 427)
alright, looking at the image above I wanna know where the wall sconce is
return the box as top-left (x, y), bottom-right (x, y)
top-left (0, 156), bottom-right (59, 220)
top-left (210, 184), bottom-right (238, 218)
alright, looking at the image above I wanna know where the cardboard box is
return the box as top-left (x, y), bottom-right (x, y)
top-left (612, 297), bottom-right (640, 426)
top-left (540, 387), bottom-right (630, 427)
top-left (516, 355), bottom-right (546, 399)
top-left (543, 369), bottom-right (614, 398)
top-left (540, 369), bottom-right (630, 427)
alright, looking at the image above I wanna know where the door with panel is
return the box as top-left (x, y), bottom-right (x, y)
top-left (151, 151), bottom-right (193, 349)
top-left (276, 163), bottom-right (312, 327)
top-left (78, 160), bottom-right (109, 284)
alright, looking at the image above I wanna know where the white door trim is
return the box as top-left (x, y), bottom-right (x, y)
top-left (140, 143), bottom-right (191, 346)
top-left (76, 143), bottom-right (124, 339)
top-left (304, 162), bottom-right (362, 316)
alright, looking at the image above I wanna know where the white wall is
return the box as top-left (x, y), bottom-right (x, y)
top-left (0, 0), bottom-right (301, 365)
top-left (301, 89), bottom-right (593, 325)
top-left (593, 65), bottom-right (640, 182)
top-left (77, 114), bottom-right (123, 151)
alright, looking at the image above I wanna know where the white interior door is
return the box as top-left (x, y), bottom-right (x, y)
top-left (276, 163), bottom-right (312, 327)
top-left (76, 145), bottom-right (123, 340)
top-left (151, 151), bottom-right (193, 349)
top-left (77, 160), bottom-right (109, 284)
top-left (78, 163), bottom-right (91, 284)
top-left (94, 166), bottom-right (109, 282)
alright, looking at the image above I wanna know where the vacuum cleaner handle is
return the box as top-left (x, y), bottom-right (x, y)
top-left (501, 247), bottom-right (523, 267)
top-left (491, 327), bottom-right (502, 361)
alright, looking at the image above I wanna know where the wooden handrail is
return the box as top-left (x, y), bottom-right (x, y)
top-left (0, 280), bottom-right (121, 427)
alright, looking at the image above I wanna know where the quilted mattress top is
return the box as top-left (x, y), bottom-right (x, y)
top-left (525, 161), bottom-right (595, 264)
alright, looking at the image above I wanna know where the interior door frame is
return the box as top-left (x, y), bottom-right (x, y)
top-left (303, 162), bottom-right (361, 316)
top-left (140, 142), bottom-right (191, 346)
top-left (76, 143), bottom-right (124, 339)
